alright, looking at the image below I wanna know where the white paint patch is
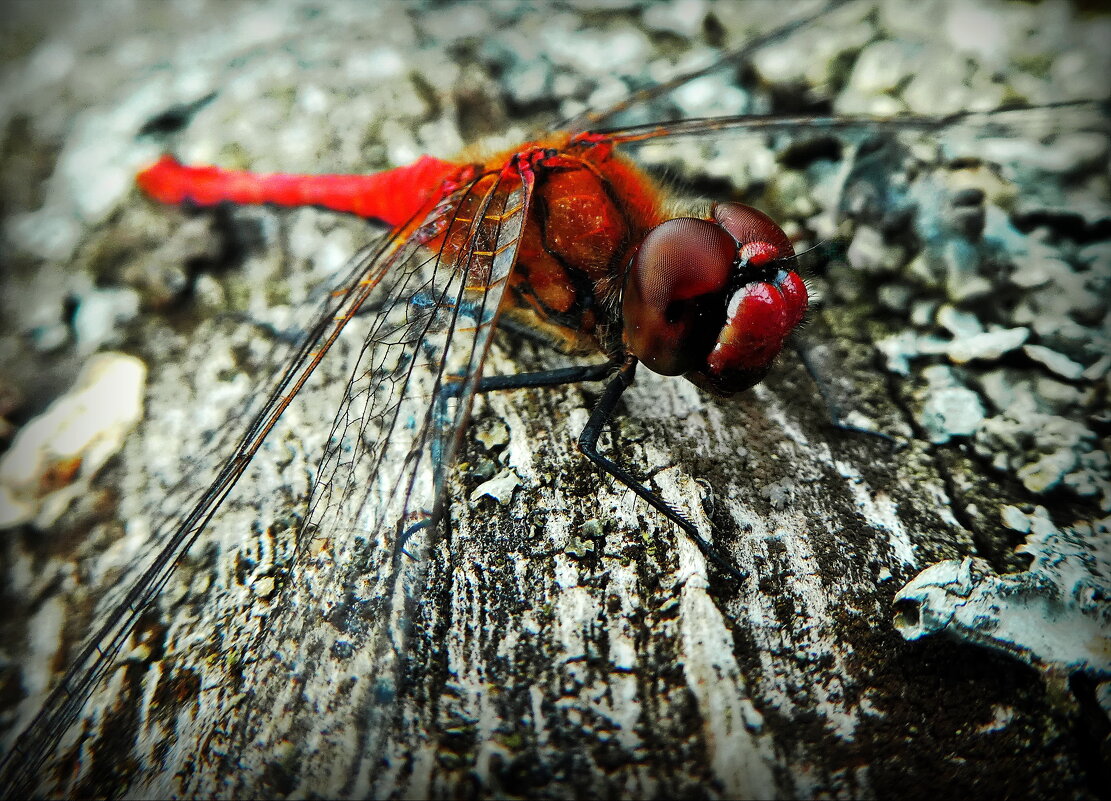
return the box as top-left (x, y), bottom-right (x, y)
top-left (554, 580), bottom-right (594, 669)
top-left (679, 581), bottom-right (777, 798)
top-left (754, 385), bottom-right (812, 449)
top-left (725, 498), bottom-right (869, 742)
top-left (834, 459), bottom-right (917, 568)
top-left (976, 704), bottom-right (1015, 734)
top-left (1, 595), bottom-right (66, 749)
top-left (895, 507), bottom-right (1111, 677)
top-left (646, 456), bottom-right (710, 583)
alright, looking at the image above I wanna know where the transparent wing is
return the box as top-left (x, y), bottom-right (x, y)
top-left (596, 101), bottom-right (1109, 144)
top-left (0, 158), bottom-right (533, 797)
top-left (209, 160), bottom-right (535, 797)
top-left (560, 0), bottom-right (846, 132)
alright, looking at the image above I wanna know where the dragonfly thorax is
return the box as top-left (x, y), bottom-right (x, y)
top-left (499, 139), bottom-right (663, 355)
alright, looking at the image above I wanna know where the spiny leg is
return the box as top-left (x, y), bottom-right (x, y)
top-left (576, 359), bottom-right (746, 583)
top-left (450, 356), bottom-right (744, 582)
top-left (437, 359), bottom-right (621, 403)
top-left (476, 360), bottom-right (619, 392)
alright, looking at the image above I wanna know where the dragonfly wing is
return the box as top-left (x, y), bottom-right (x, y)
top-left (197, 161), bottom-right (534, 797)
top-left (596, 101), bottom-right (1109, 144)
top-left (0, 161), bottom-right (533, 797)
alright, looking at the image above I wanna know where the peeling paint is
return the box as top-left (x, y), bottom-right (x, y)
top-left (894, 507), bottom-right (1111, 678)
top-left (469, 468), bottom-right (520, 505)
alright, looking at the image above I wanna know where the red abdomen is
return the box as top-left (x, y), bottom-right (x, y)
top-left (137, 153), bottom-right (467, 229)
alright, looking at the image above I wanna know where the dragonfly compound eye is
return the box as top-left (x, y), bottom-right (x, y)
top-left (622, 217), bottom-right (737, 376)
top-left (623, 202), bottom-right (808, 396)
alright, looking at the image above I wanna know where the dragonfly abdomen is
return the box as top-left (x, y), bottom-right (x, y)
top-left (137, 153), bottom-right (469, 229)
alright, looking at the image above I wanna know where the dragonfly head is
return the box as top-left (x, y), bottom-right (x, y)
top-left (622, 202), bottom-right (808, 396)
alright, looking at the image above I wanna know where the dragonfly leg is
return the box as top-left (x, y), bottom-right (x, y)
top-left (577, 358), bottom-right (746, 583)
top-left (437, 359), bottom-right (621, 406)
top-left (792, 337), bottom-right (902, 447)
top-left (396, 515), bottom-right (434, 562)
top-left (476, 359), bottom-right (619, 393)
top-left (138, 91), bottom-right (217, 136)
top-left (433, 361), bottom-right (619, 480)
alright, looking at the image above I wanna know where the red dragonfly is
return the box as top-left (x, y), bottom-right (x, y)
top-left (133, 129), bottom-right (810, 569)
top-left (1, 2), bottom-right (1100, 797)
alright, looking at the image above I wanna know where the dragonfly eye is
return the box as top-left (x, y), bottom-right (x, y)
top-left (622, 217), bottom-right (737, 376)
top-left (623, 202), bottom-right (807, 395)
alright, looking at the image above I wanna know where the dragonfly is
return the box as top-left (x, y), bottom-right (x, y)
top-left (2, 1), bottom-right (1105, 797)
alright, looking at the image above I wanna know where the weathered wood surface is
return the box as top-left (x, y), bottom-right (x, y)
top-left (0, 1), bottom-right (1107, 798)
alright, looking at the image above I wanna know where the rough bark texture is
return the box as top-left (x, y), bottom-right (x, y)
top-left (0, 1), bottom-right (1108, 799)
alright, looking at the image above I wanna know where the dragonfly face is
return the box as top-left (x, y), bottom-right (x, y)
top-left (494, 135), bottom-right (808, 395)
top-left (622, 201), bottom-right (808, 395)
